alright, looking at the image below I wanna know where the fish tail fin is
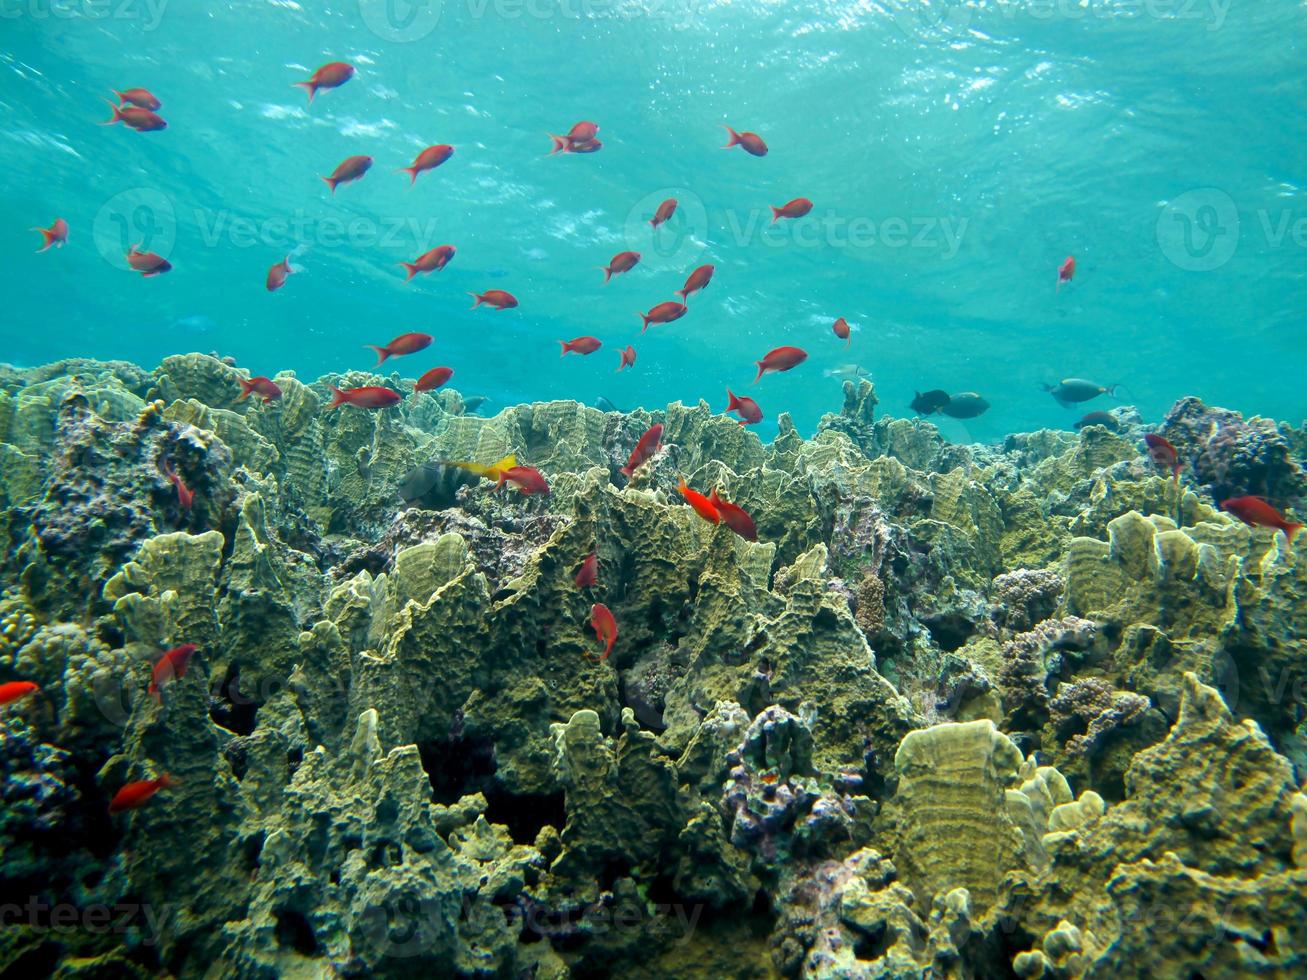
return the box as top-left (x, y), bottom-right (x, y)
top-left (321, 175), bottom-right (338, 194)
top-left (100, 99), bottom-right (122, 125)
top-left (399, 262), bottom-right (417, 281)
top-left (558, 340), bottom-right (571, 357)
top-left (365, 345), bottom-right (390, 367)
top-left (638, 312), bottom-right (650, 333)
top-left (112, 89), bottom-right (126, 103)
top-left (398, 165), bottom-right (418, 185)
top-left (32, 227), bottom-right (56, 252)
top-left (547, 134), bottom-right (568, 155)
top-left (236, 378), bottom-right (256, 401)
top-left (770, 206), bottom-right (780, 224)
top-left (1285, 523), bottom-right (1303, 545)
top-left (674, 287), bottom-right (686, 300)
top-left (722, 124), bottom-right (739, 148)
top-left (845, 335), bottom-right (851, 348)
top-left (327, 386), bottom-right (348, 410)
top-left (294, 81), bottom-right (317, 103)
top-left (468, 292), bottom-right (484, 309)
top-left (753, 362), bottom-right (764, 384)
top-left (726, 388), bottom-right (740, 412)
top-left (602, 265), bottom-right (612, 283)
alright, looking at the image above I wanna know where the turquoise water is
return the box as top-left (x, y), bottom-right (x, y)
top-left (3, 0), bottom-right (1304, 440)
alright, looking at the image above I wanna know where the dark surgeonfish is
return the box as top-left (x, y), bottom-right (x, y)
top-left (397, 463), bottom-right (477, 510)
top-left (1074, 411), bottom-right (1120, 431)
top-left (910, 389), bottom-right (951, 415)
top-left (1044, 378), bottom-right (1118, 407)
top-left (462, 395), bottom-right (489, 414)
top-left (940, 392), bottom-right (989, 419)
top-left (594, 396), bottom-right (622, 413)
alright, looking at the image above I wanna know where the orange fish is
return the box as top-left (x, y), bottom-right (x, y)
top-left (725, 389), bottom-right (762, 425)
top-left (109, 773), bottom-right (177, 814)
top-left (575, 552), bottom-right (599, 588)
top-left (754, 346), bottom-right (807, 383)
top-left (590, 602), bottom-right (617, 660)
top-left (638, 301), bottom-right (687, 334)
top-left (617, 345), bottom-right (637, 372)
top-left (101, 101), bottom-right (166, 131)
top-left (114, 87), bottom-right (161, 110)
top-left (161, 461), bottom-right (193, 511)
top-left (265, 254), bottom-right (297, 292)
top-left (126, 245), bottom-right (171, 277)
top-left (327, 386), bottom-right (402, 410)
top-left (770, 198), bottom-right (813, 223)
top-left (497, 465), bottom-right (550, 495)
top-left (0, 681), bottom-right (39, 706)
top-left (832, 317), bottom-right (850, 347)
top-left (1221, 496), bottom-right (1302, 543)
top-left (678, 478), bottom-right (720, 524)
top-left (400, 245), bottom-right (455, 280)
top-left (366, 332), bottom-right (433, 365)
top-left (399, 144), bottom-right (454, 184)
top-left (237, 377), bottom-right (283, 403)
top-left (321, 155), bottom-right (372, 194)
top-left (32, 218), bottom-right (68, 252)
top-left (295, 61), bottom-right (355, 103)
top-left (149, 643), bottom-right (196, 701)
top-left (723, 125), bottom-right (767, 156)
top-left (1143, 434), bottom-right (1181, 485)
top-left (649, 198), bottom-right (677, 228)
top-left (1057, 256), bottom-right (1075, 292)
top-left (709, 489), bottom-right (758, 542)
top-left (620, 424), bottom-right (663, 478)
top-left (601, 251), bottom-right (641, 283)
top-left (560, 337), bottom-right (602, 357)
top-left (470, 289), bottom-right (518, 310)
top-left (549, 121), bottom-right (599, 154)
top-left (414, 366), bottom-right (454, 396)
top-left (675, 264), bottom-right (714, 303)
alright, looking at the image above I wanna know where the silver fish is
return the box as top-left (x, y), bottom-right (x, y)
top-left (823, 364), bottom-right (870, 381)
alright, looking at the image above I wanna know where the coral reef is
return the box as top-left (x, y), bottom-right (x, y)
top-left (1, 353), bottom-right (1305, 978)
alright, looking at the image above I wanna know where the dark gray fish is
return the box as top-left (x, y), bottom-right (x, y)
top-left (1044, 378), bottom-right (1118, 407)
top-left (594, 396), bottom-right (622, 413)
top-left (1074, 411), bottom-right (1120, 432)
top-left (397, 462), bottom-right (476, 510)
top-left (940, 392), bottom-right (989, 419)
top-left (462, 395), bottom-right (488, 414)
top-left (910, 389), bottom-right (950, 415)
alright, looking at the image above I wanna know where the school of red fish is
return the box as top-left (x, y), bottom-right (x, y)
top-left (14, 64), bottom-right (1302, 813)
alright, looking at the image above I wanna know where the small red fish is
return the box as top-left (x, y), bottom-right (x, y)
top-left (327, 386), bottom-right (402, 410)
top-left (725, 389), bottom-right (763, 426)
top-left (589, 602), bottom-right (617, 660)
top-left (414, 367), bottom-right (454, 396)
top-left (754, 346), bottom-right (807, 383)
top-left (560, 337), bottom-right (602, 357)
top-left (575, 552), bottom-right (599, 589)
top-left (295, 61), bottom-right (355, 103)
top-left (32, 218), bottom-right (68, 252)
top-left (601, 251), bottom-right (641, 283)
top-left (265, 254), bottom-right (297, 292)
top-left (114, 87), bottom-right (161, 110)
top-left (617, 345), bottom-right (637, 372)
top-left (723, 125), bottom-right (768, 156)
top-left (770, 197), bottom-right (813, 223)
top-left (126, 245), bottom-right (171, 277)
top-left (1143, 434), bottom-right (1181, 485)
top-left (161, 461), bottom-right (193, 511)
top-left (620, 423), bottom-right (663, 478)
top-left (0, 681), bottom-right (39, 706)
top-left (678, 478), bottom-right (720, 524)
top-left (549, 121), bottom-right (599, 154)
top-left (321, 155), bottom-right (372, 194)
top-left (649, 198), bottom-right (678, 228)
top-left (469, 289), bottom-right (518, 310)
top-left (709, 489), bottom-right (758, 542)
top-left (109, 773), bottom-right (177, 814)
top-left (400, 245), bottom-right (455, 280)
top-left (237, 377), bottom-right (283, 404)
top-left (149, 643), bottom-right (196, 701)
top-left (399, 144), bottom-right (454, 184)
top-left (1057, 255), bottom-right (1075, 292)
top-left (101, 100), bottom-right (166, 132)
top-left (1221, 496), bottom-right (1303, 543)
top-left (366, 332), bottom-right (433, 365)
top-left (638, 301), bottom-right (687, 334)
top-left (833, 317), bottom-right (850, 347)
top-left (675, 264), bottom-right (714, 303)
top-left (497, 465), bottom-right (550, 495)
